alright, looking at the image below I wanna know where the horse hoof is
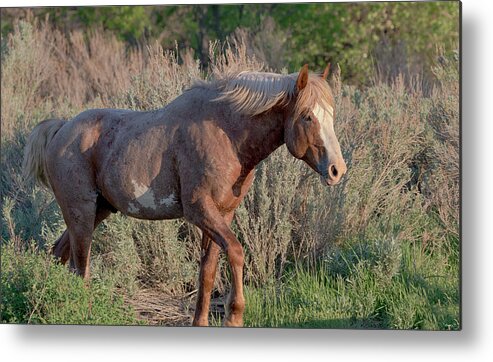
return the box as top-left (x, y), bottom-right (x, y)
top-left (192, 319), bottom-right (209, 327)
top-left (224, 318), bottom-right (243, 327)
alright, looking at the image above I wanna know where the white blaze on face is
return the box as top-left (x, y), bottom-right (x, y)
top-left (312, 103), bottom-right (334, 148)
top-left (312, 103), bottom-right (342, 162)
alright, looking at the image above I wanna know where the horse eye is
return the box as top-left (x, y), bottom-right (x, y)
top-left (305, 116), bottom-right (312, 122)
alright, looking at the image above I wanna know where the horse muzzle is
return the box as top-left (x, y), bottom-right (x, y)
top-left (320, 160), bottom-right (347, 186)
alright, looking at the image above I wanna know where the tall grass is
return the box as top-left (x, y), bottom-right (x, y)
top-left (1, 242), bottom-right (140, 325)
top-left (1, 19), bottom-right (459, 328)
top-left (243, 241), bottom-right (459, 330)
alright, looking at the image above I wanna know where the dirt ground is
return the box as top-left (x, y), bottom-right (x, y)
top-left (125, 289), bottom-right (226, 326)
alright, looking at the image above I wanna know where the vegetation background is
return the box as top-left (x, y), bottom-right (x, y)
top-left (1, 2), bottom-right (460, 329)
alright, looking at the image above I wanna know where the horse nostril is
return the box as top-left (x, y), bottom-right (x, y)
top-left (329, 164), bottom-right (338, 178)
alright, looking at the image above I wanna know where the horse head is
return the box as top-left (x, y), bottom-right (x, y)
top-left (284, 64), bottom-right (347, 186)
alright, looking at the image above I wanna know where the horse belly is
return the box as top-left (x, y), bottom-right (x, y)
top-left (98, 159), bottom-right (183, 220)
top-left (103, 178), bottom-right (183, 220)
top-left (93, 118), bottom-right (185, 220)
top-left (124, 186), bottom-right (184, 220)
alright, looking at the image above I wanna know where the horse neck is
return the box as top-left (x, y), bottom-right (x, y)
top-left (230, 107), bottom-right (289, 171)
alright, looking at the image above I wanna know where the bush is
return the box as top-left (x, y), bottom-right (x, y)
top-left (91, 215), bottom-right (198, 295)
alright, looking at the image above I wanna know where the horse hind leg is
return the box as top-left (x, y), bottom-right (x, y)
top-left (52, 184), bottom-right (116, 279)
top-left (52, 201), bottom-right (113, 266)
top-left (58, 197), bottom-right (98, 279)
top-left (52, 230), bottom-right (70, 264)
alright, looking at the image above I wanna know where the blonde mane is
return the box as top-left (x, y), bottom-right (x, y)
top-left (293, 74), bottom-right (334, 120)
top-left (192, 71), bottom-right (334, 117)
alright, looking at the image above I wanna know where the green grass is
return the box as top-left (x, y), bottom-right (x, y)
top-left (242, 241), bottom-right (459, 330)
top-left (1, 241), bottom-right (144, 325)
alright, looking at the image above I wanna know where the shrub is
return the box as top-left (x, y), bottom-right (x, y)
top-left (1, 242), bottom-right (141, 325)
top-left (423, 53), bottom-right (460, 241)
top-left (92, 215), bottom-right (198, 295)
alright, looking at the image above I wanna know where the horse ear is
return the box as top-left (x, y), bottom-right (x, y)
top-left (296, 64), bottom-right (309, 91)
top-left (322, 63), bottom-right (330, 80)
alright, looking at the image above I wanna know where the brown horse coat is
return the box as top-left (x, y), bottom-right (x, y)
top-left (23, 65), bottom-right (346, 326)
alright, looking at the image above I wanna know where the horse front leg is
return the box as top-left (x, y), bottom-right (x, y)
top-left (223, 242), bottom-right (245, 327)
top-left (192, 235), bottom-right (221, 326)
top-left (186, 200), bottom-right (245, 327)
top-left (192, 212), bottom-right (234, 327)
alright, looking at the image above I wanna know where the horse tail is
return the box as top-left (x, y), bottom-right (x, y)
top-left (22, 119), bottom-right (66, 188)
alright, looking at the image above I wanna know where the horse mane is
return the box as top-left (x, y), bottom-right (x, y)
top-left (190, 71), bottom-right (334, 117)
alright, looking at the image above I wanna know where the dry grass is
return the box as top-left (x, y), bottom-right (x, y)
top-left (124, 288), bottom-right (194, 326)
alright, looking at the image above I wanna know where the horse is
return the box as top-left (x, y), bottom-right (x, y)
top-left (22, 64), bottom-right (347, 327)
